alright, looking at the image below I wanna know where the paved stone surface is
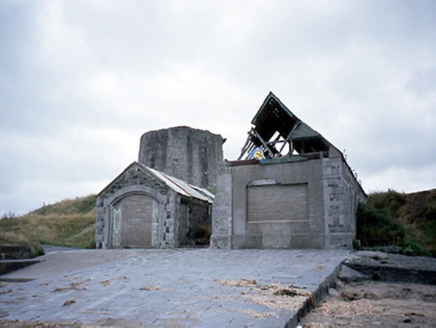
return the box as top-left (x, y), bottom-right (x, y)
top-left (0, 249), bottom-right (348, 327)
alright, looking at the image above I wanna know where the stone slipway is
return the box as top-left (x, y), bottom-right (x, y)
top-left (0, 249), bottom-right (348, 327)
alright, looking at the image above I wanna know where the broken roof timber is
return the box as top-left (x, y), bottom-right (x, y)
top-left (239, 92), bottom-right (332, 160)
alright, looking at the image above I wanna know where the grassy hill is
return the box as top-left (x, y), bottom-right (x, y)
top-left (356, 189), bottom-right (436, 256)
top-left (0, 195), bottom-right (96, 257)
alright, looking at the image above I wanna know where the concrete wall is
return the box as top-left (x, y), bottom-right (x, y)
top-left (211, 156), bottom-right (366, 249)
top-left (323, 157), bottom-right (366, 248)
top-left (210, 162), bottom-right (233, 248)
top-left (232, 160), bottom-right (325, 249)
top-left (138, 126), bottom-right (224, 190)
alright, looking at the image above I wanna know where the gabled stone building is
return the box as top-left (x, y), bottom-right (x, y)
top-left (211, 92), bottom-right (366, 249)
top-left (95, 162), bottom-right (213, 249)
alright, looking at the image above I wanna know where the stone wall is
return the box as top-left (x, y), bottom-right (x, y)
top-left (138, 126), bottom-right (224, 190)
top-left (0, 246), bottom-right (31, 260)
top-left (96, 162), bottom-right (213, 249)
top-left (95, 163), bottom-right (176, 249)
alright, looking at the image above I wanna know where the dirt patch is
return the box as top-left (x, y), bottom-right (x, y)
top-left (0, 320), bottom-right (82, 327)
top-left (51, 279), bottom-right (89, 293)
top-left (215, 279), bottom-right (312, 318)
top-left (0, 319), bottom-right (145, 327)
top-left (139, 285), bottom-right (160, 291)
top-left (300, 281), bottom-right (436, 327)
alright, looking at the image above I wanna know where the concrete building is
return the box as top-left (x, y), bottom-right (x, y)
top-left (95, 162), bottom-right (214, 249)
top-left (211, 92), bottom-right (366, 249)
top-left (138, 126), bottom-right (225, 190)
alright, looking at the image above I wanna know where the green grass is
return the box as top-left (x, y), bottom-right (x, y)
top-left (356, 189), bottom-right (436, 256)
top-left (356, 202), bottom-right (406, 247)
top-left (0, 195), bottom-right (96, 257)
top-left (31, 195), bottom-right (96, 216)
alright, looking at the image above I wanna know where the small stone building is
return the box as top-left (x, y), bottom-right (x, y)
top-left (95, 162), bottom-right (214, 249)
top-left (211, 92), bottom-right (366, 249)
top-left (138, 126), bottom-right (225, 190)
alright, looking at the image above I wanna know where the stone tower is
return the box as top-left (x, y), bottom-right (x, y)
top-left (138, 126), bottom-right (224, 190)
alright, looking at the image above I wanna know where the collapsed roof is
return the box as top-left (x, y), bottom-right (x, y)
top-left (238, 92), bottom-right (335, 161)
top-left (148, 166), bottom-right (214, 203)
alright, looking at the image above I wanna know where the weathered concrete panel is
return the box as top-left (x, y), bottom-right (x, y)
top-left (210, 163), bottom-right (233, 248)
top-left (247, 183), bottom-right (308, 222)
top-left (178, 202), bottom-right (189, 245)
top-left (322, 157), bottom-right (366, 248)
top-left (291, 221), bottom-right (312, 234)
top-left (118, 194), bottom-right (154, 248)
top-left (227, 159), bottom-right (326, 249)
top-left (211, 153), bottom-right (366, 250)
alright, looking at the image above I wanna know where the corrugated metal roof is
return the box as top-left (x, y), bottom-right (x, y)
top-left (147, 166), bottom-right (214, 203)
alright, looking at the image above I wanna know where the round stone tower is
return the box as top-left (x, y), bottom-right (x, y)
top-left (138, 126), bottom-right (224, 190)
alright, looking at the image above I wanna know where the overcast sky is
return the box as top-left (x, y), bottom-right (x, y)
top-left (1, 0), bottom-right (435, 215)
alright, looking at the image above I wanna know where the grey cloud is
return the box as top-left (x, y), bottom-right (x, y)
top-left (405, 67), bottom-right (436, 99)
top-left (1, 0), bottom-right (436, 214)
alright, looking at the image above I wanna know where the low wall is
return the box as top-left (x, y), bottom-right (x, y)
top-left (0, 246), bottom-right (31, 260)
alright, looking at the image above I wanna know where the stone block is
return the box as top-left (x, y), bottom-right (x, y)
top-left (210, 235), bottom-right (231, 249)
top-left (338, 264), bottom-right (369, 283)
top-left (262, 235), bottom-right (291, 249)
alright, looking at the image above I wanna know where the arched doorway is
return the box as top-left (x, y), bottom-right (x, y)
top-left (111, 194), bottom-right (156, 248)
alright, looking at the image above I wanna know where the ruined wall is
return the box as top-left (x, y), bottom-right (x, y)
top-left (212, 159), bottom-right (326, 249)
top-left (235, 160), bottom-right (325, 249)
top-left (211, 156), bottom-right (366, 250)
top-left (138, 126), bottom-right (224, 190)
top-left (181, 199), bottom-right (211, 246)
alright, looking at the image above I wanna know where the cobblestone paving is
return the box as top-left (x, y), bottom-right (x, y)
top-left (0, 249), bottom-right (348, 327)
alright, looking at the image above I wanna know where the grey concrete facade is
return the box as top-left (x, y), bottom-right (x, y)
top-left (211, 92), bottom-right (366, 250)
top-left (138, 126), bottom-right (224, 190)
top-left (211, 154), bottom-right (366, 249)
top-left (95, 162), bottom-right (213, 249)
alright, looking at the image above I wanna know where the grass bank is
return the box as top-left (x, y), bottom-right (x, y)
top-left (0, 195), bottom-right (96, 257)
top-left (356, 189), bottom-right (436, 256)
